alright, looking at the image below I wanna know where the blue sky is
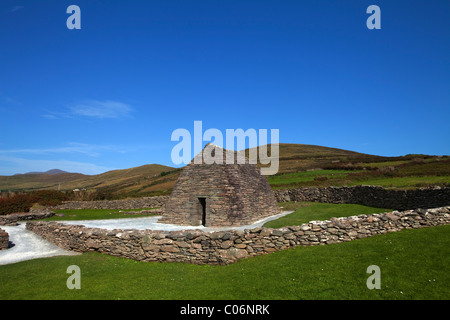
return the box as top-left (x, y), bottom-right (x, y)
top-left (0, 0), bottom-right (449, 175)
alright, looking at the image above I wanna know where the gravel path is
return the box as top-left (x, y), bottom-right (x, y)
top-left (0, 223), bottom-right (79, 266)
top-left (58, 211), bottom-right (292, 232)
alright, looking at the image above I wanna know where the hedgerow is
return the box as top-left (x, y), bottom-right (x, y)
top-left (0, 191), bottom-right (68, 215)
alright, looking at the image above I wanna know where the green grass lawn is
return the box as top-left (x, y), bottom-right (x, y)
top-left (348, 175), bottom-right (450, 189)
top-left (44, 208), bottom-right (160, 221)
top-left (0, 225), bottom-right (448, 300)
top-left (267, 166), bottom-right (450, 190)
top-left (1, 202), bottom-right (447, 300)
top-left (265, 202), bottom-right (392, 228)
top-left (267, 170), bottom-right (358, 186)
top-left (361, 160), bottom-right (410, 168)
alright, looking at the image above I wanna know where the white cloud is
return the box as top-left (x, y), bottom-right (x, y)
top-left (69, 100), bottom-right (133, 119)
top-left (8, 6), bottom-right (24, 13)
top-left (0, 143), bottom-right (128, 157)
top-left (42, 114), bottom-right (58, 120)
top-left (43, 100), bottom-right (134, 120)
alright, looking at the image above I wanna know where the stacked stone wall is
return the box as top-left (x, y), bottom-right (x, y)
top-left (0, 228), bottom-right (8, 250)
top-left (0, 209), bottom-right (55, 226)
top-left (51, 196), bottom-right (169, 210)
top-left (274, 186), bottom-right (450, 210)
top-left (47, 186), bottom-right (450, 215)
top-left (49, 186), bottom-right (450, 213)
top-left (26, 206), bottom-right (450, 265)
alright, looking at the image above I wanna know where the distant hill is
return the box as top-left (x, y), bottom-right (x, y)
top-left (0, 164), bottom-right (177, 196)
top-left (247, 143), bottom-right (385, 173)
top-left (17, 169), bottom-right (70, 175)
top-left (0, 143), bottom-right (446, 197)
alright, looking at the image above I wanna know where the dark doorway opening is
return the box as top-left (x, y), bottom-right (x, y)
top-left (198, 197), bottom-right (206, 226)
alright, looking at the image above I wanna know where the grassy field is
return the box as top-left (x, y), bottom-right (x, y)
top-left (44, 208), bottom-right (160, 221)
top-left (0, 203), bottom-right (448, 300)
top-left (0, 224), bottom-right (448, 300)
top-left (347, 175), bottom-right (450, 189)
top-left (265, 202), bottom-right (392, 228)
top-left (361, 160), bottom-right (410, 168)
top-left (268, 169), bottom-right (450, 189)
top-left (267, 169), bottom-right (360, 186)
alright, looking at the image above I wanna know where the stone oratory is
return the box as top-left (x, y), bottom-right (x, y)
top-left (159, 144), bottom-right (280, 227)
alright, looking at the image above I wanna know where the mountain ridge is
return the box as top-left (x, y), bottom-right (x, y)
top-left (0, 143), bottom-right (445, 196)
top-left (15, 169), bottom-right (70, 176)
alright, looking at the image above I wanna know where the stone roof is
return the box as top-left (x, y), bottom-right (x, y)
top-left (191, 143), bottom-right (251, 165)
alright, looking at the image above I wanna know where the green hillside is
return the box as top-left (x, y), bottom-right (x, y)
top-left (0, 143), bottom-right (448, 198)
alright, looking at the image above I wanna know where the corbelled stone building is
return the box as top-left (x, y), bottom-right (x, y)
top-left (159, 144), bottom-right (280, 227)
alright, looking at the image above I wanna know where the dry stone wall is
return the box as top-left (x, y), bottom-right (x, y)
top-left (50, 186), bottom-right (450, 213)
top-left (46, 186), bottom-right (450, 216)
top-left (0, 209), bottom-right (55, 226)
top-left (26, 206), bottom-right (450, 265)
top-left (274, 186), bottom-right (450, 210)
top-left (0, 228), bottom-right (8, 250)
top-left (51, 196), bottom-right (169, 210)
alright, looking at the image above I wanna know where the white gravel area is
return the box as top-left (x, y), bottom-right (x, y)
top-left (0, 223), bottom-right (79, 266)
top-left (57, 211), bottom-right (293, 232)
top-left (0, 211), bottom-right (292, 266)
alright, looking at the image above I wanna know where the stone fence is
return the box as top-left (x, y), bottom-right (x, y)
top-left (48, 186), bottom-right (450, 213)
top-left (51, 196), bottom-right (169, 210)
top-left (0, 228), bottom-right (8, 250)
top-left (0, 209), bottom-right (55, 226)
top-left (26, 206), bottom-right (450, 265)
top-left (273, 186), bottom-right (450, 210)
